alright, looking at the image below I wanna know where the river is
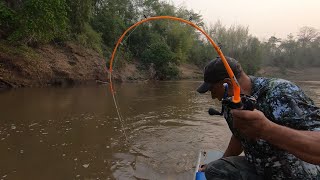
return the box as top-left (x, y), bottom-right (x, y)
top-left (0, 80), bottom-right (319, 180)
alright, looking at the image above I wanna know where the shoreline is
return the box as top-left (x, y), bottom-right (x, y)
top-left (1, 41), bottom-right (320, 90)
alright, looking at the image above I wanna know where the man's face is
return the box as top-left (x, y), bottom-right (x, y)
top-left (209, 81), bottom-right (226, 101)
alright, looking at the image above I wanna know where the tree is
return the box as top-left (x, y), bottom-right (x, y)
top-left (298, 26), bottom-right (319, 47)
top-left (0, 1), bottom-right (15, 38)
top-left (67, 0), bottom-right (93, 34)
top-left (141, 41), bottom-right (177, 79)
top-left (9, 0), bottom-right (69, 45)
top-left (296, 27), bottom-right (320, 66)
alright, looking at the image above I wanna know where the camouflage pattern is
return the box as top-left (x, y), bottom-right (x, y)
top-left (224, 76), bottom-right (320, 179)
top-left (205, 156), bottom-right (263, 180)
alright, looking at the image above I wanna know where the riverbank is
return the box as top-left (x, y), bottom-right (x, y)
top-left (0, 41), bottom-right (108, 89)
top-left (0, 41), bottom-right (204, 89)
top-left (256, 66), bottom-right (320, 82)
top-left (1, 41), bottom-right (320, 89)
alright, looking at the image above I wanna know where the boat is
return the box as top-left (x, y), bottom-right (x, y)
top-left (194, 150), bottom-right (223, 180)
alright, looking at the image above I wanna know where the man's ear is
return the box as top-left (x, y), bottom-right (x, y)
top-left (222, 78), bottom-right (232, 87)
top-left (223, 78), bottom-right (234, 96)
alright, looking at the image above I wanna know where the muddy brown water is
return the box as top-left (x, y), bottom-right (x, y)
top-left (0, 81), bottom-right (319, 180)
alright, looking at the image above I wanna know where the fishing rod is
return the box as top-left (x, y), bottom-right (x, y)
top-left (109, 16), bottom-right (241, 102)
top-left (108, 16), bottom-right (255, 127)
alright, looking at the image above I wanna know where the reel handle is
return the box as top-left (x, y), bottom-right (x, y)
top-left (222, 95), bottom-right (256, 111)
top-left (241, 95), bottom-right (256, 111)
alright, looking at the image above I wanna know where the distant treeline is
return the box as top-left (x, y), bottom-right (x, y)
top-left (1, 0), bottom-right (319, 79)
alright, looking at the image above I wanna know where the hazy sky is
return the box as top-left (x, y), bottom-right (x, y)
top-left (168, 0), bottom-right (320, 40)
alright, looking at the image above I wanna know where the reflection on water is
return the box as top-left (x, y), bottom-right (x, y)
top-left (0, 81), bottom-right (319, 179)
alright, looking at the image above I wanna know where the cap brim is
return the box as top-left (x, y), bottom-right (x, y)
top-left (197, 82), bottom-right (211, 93)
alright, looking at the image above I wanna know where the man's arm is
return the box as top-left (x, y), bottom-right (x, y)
top-left (232, 109), bottom-right (320, 164)
top-left (262, 122), bottom-right (320, 164)
top-left (223, 135), bottom-right (243, 157)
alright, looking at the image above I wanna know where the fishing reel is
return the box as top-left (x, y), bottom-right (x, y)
top-left (208, 83), bottom-right (256, 116)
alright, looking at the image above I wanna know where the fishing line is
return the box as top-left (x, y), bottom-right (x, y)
top-left (122, 25), bottom-right (139, 47)
top-left (108, 18), bottom-right (149, 144)
top-left (110, 86), bottom-right (129, 143)
top-left (109, 44), bottom-right (133, 144)
top-left (108, 16), bottom-right (243, 145)
top-left (109, 16), bottom-right (241, 101)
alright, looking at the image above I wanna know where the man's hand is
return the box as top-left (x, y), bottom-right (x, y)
top-left (231, 109), bottom-right (320, 164)
top-left (231, 109), bottom-right (274, 138)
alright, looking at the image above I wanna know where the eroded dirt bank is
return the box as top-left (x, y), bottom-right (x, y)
top-left (0, 42), bottom-right (110, 89)
top-left (1, 42), bottom-right (319, 90)
top-left (0, 42), bottom-right (203, 89)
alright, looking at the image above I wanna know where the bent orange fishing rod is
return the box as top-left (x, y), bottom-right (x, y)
top-left (108, 16), bottom-right (241, 104)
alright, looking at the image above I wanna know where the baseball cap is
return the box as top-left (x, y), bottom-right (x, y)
top-left (197, 57), bottom-right (242, 93)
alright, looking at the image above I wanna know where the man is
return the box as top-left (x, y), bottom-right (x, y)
top-left (197, 57), bottom-right (320, 179)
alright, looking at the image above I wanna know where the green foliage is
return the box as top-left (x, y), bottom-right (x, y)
top-left (94, 3), bottom-right (137, 48)
top-left (91, 0), bottom-right (135, 55)
top-left (166, 22), bottom-right (194, 63)
top-left (67, 0), bottom-right (92, 34)
top-left (0, 40), bottom-right (39, 60)
top-left (65, 0), bottom-right (104, 53)
top-left (0, 1), bottom-right (15, 36)
top-left (91, 7), bottom-right (126, 47)
top-left (188, 40), bottom-right (215, 67)
top-left (141, 41), bottom-right (178, 79)
top-left (191, 22), bottom-right (263, 74)
top-left (260, 27), bottom-right (320, 69)
top-left (239, 37), bottom-right (262, 74)
top-left (141, 42), bottom-right (174, 66)
top-left (2, 0), bottom-right (320, 78)
top-left (9, 0), bottom-right (69, 45)
top-left (110, 45), bottom-right (134, 70)
top-left (74, 23), bottom-right (103, 54)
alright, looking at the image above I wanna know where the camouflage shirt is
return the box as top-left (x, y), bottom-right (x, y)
top-left (224, 76), bottom-right (320, 179)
